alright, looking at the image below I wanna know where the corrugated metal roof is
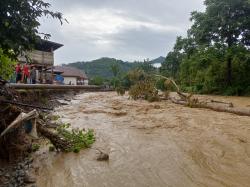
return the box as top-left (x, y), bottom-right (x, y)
top-left (36, 39), bottom-right (63, 52)
top-left (53, 66), bottom-right (88, 79)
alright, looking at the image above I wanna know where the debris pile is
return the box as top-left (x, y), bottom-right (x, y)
top-left (0, 81), bottom-right (95, 185)
top-left (125, 74), bottom-right (250, 117)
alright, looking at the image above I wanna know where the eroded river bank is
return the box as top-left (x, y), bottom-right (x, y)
top-left (34, 92), bottom-right (250, 187)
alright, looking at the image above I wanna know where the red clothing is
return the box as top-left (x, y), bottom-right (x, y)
top-left (15, 65), bottom-right (21, 73)
top-left (23, 65), bottom-right (29, 76)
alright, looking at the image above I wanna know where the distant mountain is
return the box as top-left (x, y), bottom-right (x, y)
top-left (150, 56), bottom-right (165, 64)
top-left (65, 56), bottom-right (164, 79)
top-left (150, 56), bottom-right (165, 68)
top-left (65, 57), bottom-right (139, 79)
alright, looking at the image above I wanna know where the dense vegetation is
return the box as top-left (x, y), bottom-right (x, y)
top-left (67, 58), bottom-right (139, 79)
top-left (66, 57), bottom-right (164, 85)
top-left (56, 123), bottom-right (95, 153)
top-left (160, 0), bottom-right (250, 96)
top-left (66, 57), bottom-right (164, 80)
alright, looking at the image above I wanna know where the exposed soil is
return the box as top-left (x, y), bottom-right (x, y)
top-left (34, 92), bottom-right (250, 187)
top-left (0, 88), bottom-right (83, 186)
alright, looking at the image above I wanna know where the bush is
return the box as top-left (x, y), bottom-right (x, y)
top-left (56, 123), bottom-right (95, 153)
top-left (129, 80), bottom-right (159, 102)
top-left (89, 76), bottom-right (104, 86)
top-left (0, 48), bottom-right (16, 80)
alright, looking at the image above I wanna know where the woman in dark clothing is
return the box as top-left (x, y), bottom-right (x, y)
top-left (30, 66), bottom-right (36, 84)
top-left (15, 63), bottom-right (22, 83)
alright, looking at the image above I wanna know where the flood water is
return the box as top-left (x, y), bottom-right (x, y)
top-left (34, 92), bottom-right (250, 187)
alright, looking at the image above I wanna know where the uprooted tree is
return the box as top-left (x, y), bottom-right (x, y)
top-left (155, 75), bottom-right (250, 117)
top-left (113, 68), bottom-right (250, 117)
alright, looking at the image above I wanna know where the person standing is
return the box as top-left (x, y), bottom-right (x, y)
top-left (30, 66), bottom-right (37, 84)
top-left (15, 63), bottom-right (22, 83)
top-left (22, 63), bottom-right (29, 84)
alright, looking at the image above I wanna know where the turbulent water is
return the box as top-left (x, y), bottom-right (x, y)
top-left (34, 92), bottom-right (250, 187)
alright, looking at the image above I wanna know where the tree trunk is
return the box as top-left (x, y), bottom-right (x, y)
top-left (169, 96), bottom-right (250, 117)
top-left (36, 121), bottom-right (72, 151)
top-left (227, 56), bottom-right (232, 86)
top-left (226, 39), bottom-right (233, 86)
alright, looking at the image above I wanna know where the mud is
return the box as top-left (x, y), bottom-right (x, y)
top-left (34, 92), bottom-right (250, 187)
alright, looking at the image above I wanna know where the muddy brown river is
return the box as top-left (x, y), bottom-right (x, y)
top-left (34, 92), bottom-right (250, 187)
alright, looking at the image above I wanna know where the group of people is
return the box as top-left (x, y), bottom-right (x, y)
top-left (15, 63), bottom-right (37, 84)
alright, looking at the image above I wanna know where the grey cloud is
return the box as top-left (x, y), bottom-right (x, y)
top-left (41, 0), bottom-right (205, 64)
top-left (108, 27), bottom-right (177, 58)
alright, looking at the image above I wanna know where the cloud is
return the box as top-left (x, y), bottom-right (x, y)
top-left (39, 0), bottom-right (205, 64)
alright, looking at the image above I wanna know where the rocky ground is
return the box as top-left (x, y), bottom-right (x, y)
top-left (0, 157), bottom-right (35, 187)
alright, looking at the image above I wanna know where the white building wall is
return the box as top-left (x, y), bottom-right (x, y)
top-left (84, 79), bottom-right (89, 85)
top-left (64, 77), bottom-right (77, 85)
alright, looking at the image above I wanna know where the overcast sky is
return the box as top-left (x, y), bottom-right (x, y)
top-left (39, 0), bottom-right (205, 64)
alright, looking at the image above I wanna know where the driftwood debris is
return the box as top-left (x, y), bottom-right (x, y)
top-left (0, 83), bottom-right (84, 160)
top-left (0, 110), bottom-right (38, 138)
top-left (36, 120), bottom-right (72, 151)
top-left (210, 99), bottom-right (234, 107)
top-left (155, 75), bottom-right (250, 117)
top-left (170, 96), bottom-right (250, 116)
top-left (1, 99), bottom-right (53, 111)
top-left (0, 108), bottom-right (72, 152)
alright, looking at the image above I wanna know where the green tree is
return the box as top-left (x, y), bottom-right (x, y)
top-left (0, 49), bottom-right (16, 80)
top-left (110, 63), bottom-right (120, 77)
top-left (139, 59), bottom-right (156, 74)
top-left (161, 36), bottom-right (197, 79)
top-left (160, 51), bottom-right (181, 79)
top-left (189, 0), bottom-right (250, 85)
top-left (179, 45), bottom-right (226, 93)
top-left (89, 76), bottom-right (104, 86)
top-left (0, 0), bottom-right (65, 59)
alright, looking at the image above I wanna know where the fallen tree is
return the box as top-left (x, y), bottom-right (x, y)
top-left (156, 75), bottom-right (250, 117)
top-left (169, 97), bottom-right (250, 116)
top-left (0, 107), bottom-right (95, 156)
top-left (122, 73), bottom-right (250, 117)
top-left (36, 120), bottom-right (72, 151)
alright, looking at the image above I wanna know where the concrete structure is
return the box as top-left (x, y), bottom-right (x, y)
top-left (18, 40), bottom-right (63, 83)
top-left (9, 83), bottom-right (100, 90)
top-left (53, 66), bottom-right (88, 85)
top-left (18, 40), bottom-right (63, 66)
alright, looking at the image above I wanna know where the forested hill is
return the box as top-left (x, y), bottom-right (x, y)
top-left (66, 57), bottom-right (164, 78)
top-left (65, 58), bottom-right (138, 78)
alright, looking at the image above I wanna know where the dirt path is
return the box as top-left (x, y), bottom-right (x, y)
top-left (34, 92), bottom-right (250, 187)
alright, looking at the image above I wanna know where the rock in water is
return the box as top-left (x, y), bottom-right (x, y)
top-left (23, 174), bottom-right (36, 184)
top-left (97, 152), bottom-right (109, 161)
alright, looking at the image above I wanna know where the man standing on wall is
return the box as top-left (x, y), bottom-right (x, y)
top-left (30, 66), bottom-right (36, 84)
top-left (22, 63), bottom-right (30, 84)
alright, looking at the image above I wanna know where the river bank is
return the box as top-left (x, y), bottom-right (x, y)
top-left (31, 92), bottom-right (250, 187)
top-left (0, 89), bottom-right (85, 187)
